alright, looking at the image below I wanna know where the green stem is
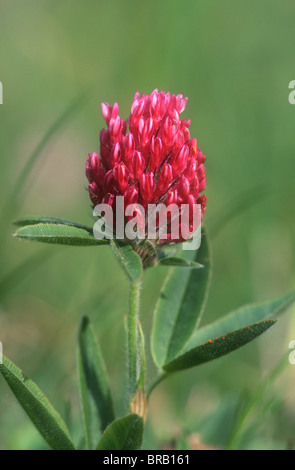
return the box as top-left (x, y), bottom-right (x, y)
top-left (127, 280), bottom-right (141, 400)
top-left (137, 320), bottom-right (146, 390)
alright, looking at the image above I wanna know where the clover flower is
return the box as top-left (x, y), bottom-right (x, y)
top-left (86, 89), bottom-right (206, 245)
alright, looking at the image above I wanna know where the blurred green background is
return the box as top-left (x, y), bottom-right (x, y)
top-left (0, 0), bottom-right (295, 450)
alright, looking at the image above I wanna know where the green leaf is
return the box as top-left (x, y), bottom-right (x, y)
top-left (14, 223), bottom-right (108, 246)
top-left (96, 414), bottom-right (144, 450)
top-left (158, 256), bottom-right (203, 268)
top-left (185, 290), bottom-right (295, 352)
top-left (78, 316), bottom-right (115, 449)
top-left (163, 320), bottom-right (276, 373)
top-left (151, 229), bottom-right (211, 368)
top-left (14, 216), bottom-right (93, 233)
top-left (110, 239), bottom-right (143, 282)
top-left (0, 356), bottom-right (75, 450)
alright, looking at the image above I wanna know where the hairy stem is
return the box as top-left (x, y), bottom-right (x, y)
top-left (128, 280), bottom-right (141, 401)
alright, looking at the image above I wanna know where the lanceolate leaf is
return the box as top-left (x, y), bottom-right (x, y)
top-left (151, 229), bottom-right (211, 368)
top-left (110, 239), bottom-right (143, 282)
top-left (78, 316), bottom-right (115, 449)
top-left (163, 321), bottom-right (276, 373)
top-left (14, 223), bottom-right (108, 246)
top-left (158, 256), bottom-right (204, 269)
top-left (14, 216), bottom-right (93, 233)
top-left (185, 290), bottom-right (295, 352)
top-left (0, 356), bottom-right (75, 450)
top-left (96, 414), bottom-right (144, 450)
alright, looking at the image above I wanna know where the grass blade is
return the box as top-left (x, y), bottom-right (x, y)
top-left (1, 89), bottom-right (90, 219)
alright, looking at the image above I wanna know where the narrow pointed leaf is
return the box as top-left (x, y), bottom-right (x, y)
top-left (78, 316), bottom-right (114, 449)
top-left (96, 414), bottom-right (144, 450)
top-left (110, 239), bottom-right (143, 282)
top-left (0, 356), bottom-right (75, 450)
top-left (14, 216), bottom-right (93, 233)
top-left (158, 256), bottom-right (203, 268)
top-left (163, 320), bottom-right (276, 373)
top-left (151, 229), bottom-right (211, 368)
top-left (185, 290), bottom-right (295, 352)
top-left (14, 223), bottom-right (108, 246)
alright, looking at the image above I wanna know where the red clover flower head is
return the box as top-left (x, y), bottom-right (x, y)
top-left (86, 89), bottom-right (206, 245)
